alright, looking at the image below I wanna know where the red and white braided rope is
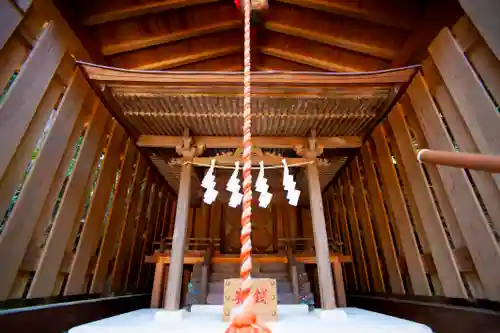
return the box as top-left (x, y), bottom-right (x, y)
top-left (226, 2), bottom-right (271, 333)
top-left (240, 0), bottom-right (254, 314)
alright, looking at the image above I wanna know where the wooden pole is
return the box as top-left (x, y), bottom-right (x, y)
top-left (417, 149), bottom-right (500, 173)
top-left (151, 260), bottom-right (165, 308)
top-left (306, 162), bottom-right (337, 309)
top-left (164, 163), bottom-right (192, 310)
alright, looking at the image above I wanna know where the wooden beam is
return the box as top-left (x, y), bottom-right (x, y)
top-left (27, 103), bottom-right (110, 299)
top-left (0, 72), bottom-right (89, 300)
top-left (392, 0), bottom-right (462, 67)
top-left (0, 0), bottom-right (24, 50)
top-left (261, 47), bottom-right (359, 72)
top-left (388, 104), bottom-right (468, 299)
top-left (275, 0), bottom-right (416, 31)
top-left (98, 2), bottom-right (241, 56)
top-left (371, 129), bottom-right (431, 296)
top-left (265, 21), bottom-right (395, 61)
top-left (146, 253), bottom-right (353, 264)
top-left (420, 247), bottom-right (476, 275)
top-left (408, 72), bottom-right (500, 301)
top-left (334, 181), bottom-right (358, 290)
top-left (167, 53), bottom-right (242, 71)
top-left (350, 157), bottom-right (385, 292)
top-left (137, 135), bottom-right (362, 149)
top-left (103, 21), bottom-right (240, 56)
top-left (260, 32), bottom-right (388, 72)
top-left (459, 0), bottom-right (500, 61)
top-left (80, 62), bottom-right (418, 85)
top-left (359, 144), bottom-right (404, 294)
top-left (124, 170), bottom-right (154, 292)
top-left (108, 30), bottom-right (242, 70)
top-left (429, 28), bottom-right (500, 163)
top-left (257, 55), bottom-right (322, 72)
top-left (83, 0), bottom-right (220, 26)
top-left (90, 142), bottom-right (138, 294)
top-left (110, 157), bottom-right (148, 293)
top-left (0, 22), bottom-right (65, 195)
top-left (0, 34), bottom-right (28, 95)
top-left (181, 156), bottom-right (308, 167)
top-left (64, 124), bottom-right (127, 296)
top-left (341, 173), bottom-right (369, 292)
top-left (265, 3), bottom-right (405, 61)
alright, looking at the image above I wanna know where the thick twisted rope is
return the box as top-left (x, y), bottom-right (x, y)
top-left (225, 0), bottom-right (271, 332)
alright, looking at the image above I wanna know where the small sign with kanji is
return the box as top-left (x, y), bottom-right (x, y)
top-left (223, 278), bottom-right (278, 322)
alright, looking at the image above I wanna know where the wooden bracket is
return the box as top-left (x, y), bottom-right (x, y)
top-left (175, 128), bottom-right (205, 160)
top-left (294, 130), bottom-right (324, 159)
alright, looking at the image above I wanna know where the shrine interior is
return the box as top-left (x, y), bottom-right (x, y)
top-left (1, 0), bottom-right (500, 332)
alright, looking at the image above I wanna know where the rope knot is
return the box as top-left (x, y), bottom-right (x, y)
top-left (225, 312), bottom-right (271, 333)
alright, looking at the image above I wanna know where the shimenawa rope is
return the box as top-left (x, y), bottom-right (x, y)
top-left (224, 0), bottom-right (271, 332)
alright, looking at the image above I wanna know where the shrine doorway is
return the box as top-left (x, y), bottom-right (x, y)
top-left (221, 204), bottom-right (276, 254)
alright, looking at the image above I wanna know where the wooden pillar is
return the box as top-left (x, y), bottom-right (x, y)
top-left (151, 260), bottom-right (165, 308)
top-left (164, 162), bottom-right (193, 310)
top-left (200, 265), bottom-right (209, 304)
top-left (306, 162), bottom-right (337, 309)
top-left (200, 245), bottom-right (213, 304)
top-left (286, 247), bottom-right (300, 303)
top-left (333, 257), bottom-right (346, 307)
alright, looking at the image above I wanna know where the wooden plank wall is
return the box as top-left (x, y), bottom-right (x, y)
top-left (324, 15), bottom-right (500, 302)
top-left (0, 2), bottom-right (176, 300)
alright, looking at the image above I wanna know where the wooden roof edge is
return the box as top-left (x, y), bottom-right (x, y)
top-left (78, 63), bottom-right (178, 196)
top-left (77, 60), bottom-right (421, 86)
top-left (321, 65), bottom-right (420, 194)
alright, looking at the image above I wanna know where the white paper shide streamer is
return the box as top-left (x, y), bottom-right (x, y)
top-left (255, 161), bottom-right (272, 208)
top-left (202, 159), bottom-right (218, 205)
top-left (227, 161), bottom-right (243, 208)
top-left (282, 159), bottom-right (300, 206)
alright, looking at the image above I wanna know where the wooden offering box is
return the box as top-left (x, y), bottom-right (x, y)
top-left (223, 278), bottom-right (278, 322)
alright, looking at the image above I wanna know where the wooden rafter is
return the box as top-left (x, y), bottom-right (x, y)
top-left (83, 0), bottom-right (221, 26)
top-left (170, 53), bottom-right (243, 71)
top-left (265, 2), bottom-right (406, 61)
top-left (108, 30), bottom-right (242, 70)
top-left (98, 2), bottom-right (242, 56)
top-left (256, 55), bottom-right (322, 71)
top-left (260, 32), bottom-right (389, 72)
top-left (275, 0), bottom-right (417, 31)
top-left (137, 135), bottom-right (362, 149)
top-left (392, 0), bottom-right (463, 67)
top-left (102, 21), bottom-right (241, 56)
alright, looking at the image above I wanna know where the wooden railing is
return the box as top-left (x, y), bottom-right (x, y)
top-left (277, 237), bottom-right (342, 254)
top-left (323, 15), bottom-right (500, 302)
top-left (153, 237), bottom-right (221, 253)
top-left (152, 237), bottom-right (342, 255)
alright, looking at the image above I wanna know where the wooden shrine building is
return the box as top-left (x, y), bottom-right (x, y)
top-left (1, 0), bottom-right (500, 332)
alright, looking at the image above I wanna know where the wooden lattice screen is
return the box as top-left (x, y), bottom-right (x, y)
top-left (0, 1), bottom-right (177, 300)
top-left (324, 16), bottom-right (500, 302)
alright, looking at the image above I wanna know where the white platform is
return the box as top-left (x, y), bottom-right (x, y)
top-left (69, 305), bottom-right (433, 333)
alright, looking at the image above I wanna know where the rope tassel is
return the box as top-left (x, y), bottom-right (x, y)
top-left (226, 0), bottom-right (271, 332)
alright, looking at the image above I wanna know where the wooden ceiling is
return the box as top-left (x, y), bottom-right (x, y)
top-left (56, 0), bottom-right (463, 72)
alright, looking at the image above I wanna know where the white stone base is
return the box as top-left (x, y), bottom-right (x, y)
top-left (69, 305), bottom-right (432, 333)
